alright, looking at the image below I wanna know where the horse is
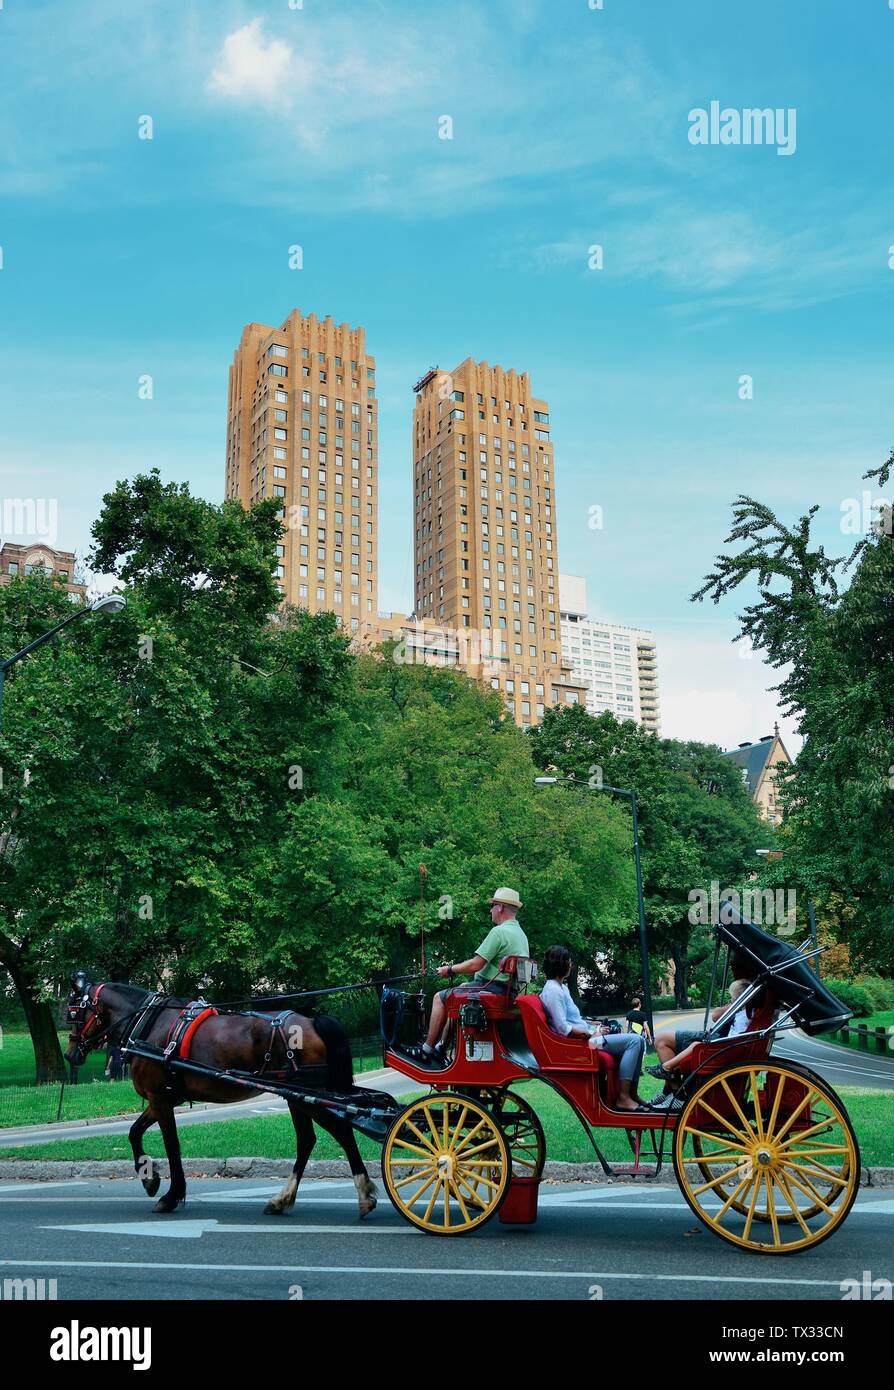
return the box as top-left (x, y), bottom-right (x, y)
top-left (65, 975), bottom-right (378, 1219)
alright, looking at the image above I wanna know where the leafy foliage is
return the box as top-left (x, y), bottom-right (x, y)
top-left (694, 450), bottom-right (894, 973)
top-left (528, 705), bottom-right (767, 1002)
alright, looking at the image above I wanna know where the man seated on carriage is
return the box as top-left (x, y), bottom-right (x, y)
top-left (410, 887), bottom-right (529, 1065)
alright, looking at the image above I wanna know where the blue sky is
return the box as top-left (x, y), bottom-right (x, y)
top-left (1, 0), bottom-right (892, 749)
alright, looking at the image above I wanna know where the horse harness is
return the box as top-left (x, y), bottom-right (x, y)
top-left (71, 985), bottom-right (328, 1091)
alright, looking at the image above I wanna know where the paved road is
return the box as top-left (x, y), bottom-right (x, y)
top-left (1, 1176), bottom-right (891, 1301)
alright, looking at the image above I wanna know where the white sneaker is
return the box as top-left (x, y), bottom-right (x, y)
top-left (649, 1091), bottom-right (683, 1112)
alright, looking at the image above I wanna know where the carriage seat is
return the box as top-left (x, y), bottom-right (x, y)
top-left (674, 991), bottom-right (777, 1079)
top-left (515, 994), bottom-right (618, 1074)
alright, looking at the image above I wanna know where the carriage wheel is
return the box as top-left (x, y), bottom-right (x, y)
top-left (673, 1062), bottom-right (859, 1254)
top-left (382, 1093), bottom-right (510, 1235)
top-left (690, 1131), bottom-right (850, 1224)
top-left (468, 1089), bottom-right (547, 1178)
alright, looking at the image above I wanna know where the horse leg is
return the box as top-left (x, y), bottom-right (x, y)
top-left (129, 1106), bottom-right (161, 1198)
top-left (151, 1095), bottom-right (187, 1214)
top-left (265, 1102), bottom-right (316, 1216)
top-left (313, 1109), bottom-right (377, 1218)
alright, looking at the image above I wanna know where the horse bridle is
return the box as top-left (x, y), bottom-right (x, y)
top-left (67, 982), bottom-right (172, 1063)
top-left (66, 983), bottom-right (112, 1062)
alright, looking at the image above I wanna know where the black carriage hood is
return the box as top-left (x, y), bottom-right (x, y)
top-left (716, 908), bottom-right (853, 1036)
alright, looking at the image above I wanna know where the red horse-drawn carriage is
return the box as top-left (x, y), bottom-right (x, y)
top-left (376, 909), bottom-right (860, 1253)
top-left (69, 909), bottom-right (859, 1254)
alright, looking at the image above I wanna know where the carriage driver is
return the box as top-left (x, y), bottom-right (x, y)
top-left (413, 887), bottom-right (529, 1065)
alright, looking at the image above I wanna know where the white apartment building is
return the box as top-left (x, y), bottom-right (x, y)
top-left (559, 574), bottom-right (661, 734)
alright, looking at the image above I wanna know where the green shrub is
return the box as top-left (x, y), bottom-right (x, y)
top-left (854, 975), bottom-right (894, 1012)
top-left (824, 978), bottom-right (872, 1017)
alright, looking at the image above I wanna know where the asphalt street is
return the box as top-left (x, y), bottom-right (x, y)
top-left (1, 1176), bottom-right (892, 1301)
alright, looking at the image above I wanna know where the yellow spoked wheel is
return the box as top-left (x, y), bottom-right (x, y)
top-left (674, 1062), bottom-right (860, 1254)
top-left (492, 1090), bottom-right (547, 1178)
top-left (382, 1093), bottom-right (510, 1235)
top-left (466, 1089), bottom-right (547, 1178)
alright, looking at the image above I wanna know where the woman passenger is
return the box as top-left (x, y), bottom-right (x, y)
top-left (539, 945), bottom-right (648, 1113)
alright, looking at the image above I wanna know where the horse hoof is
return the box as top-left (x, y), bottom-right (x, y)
top-left (263, 1202), bottom-right (284, 1216)
top-left (358, 1196), bottom-right (377, 1220)
top-left (144, 1174), bottom-right (161, 1198)
top-left (152, 1196), bottom-right (182, 1214)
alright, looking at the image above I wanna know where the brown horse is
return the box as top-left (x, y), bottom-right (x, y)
top-left (65, 977), bottom-right (377, 1219)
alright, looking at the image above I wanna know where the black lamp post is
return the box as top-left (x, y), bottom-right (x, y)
top-left (534, 774), bottom-right (653, 1036)
top-left (0, 593), bottom-right (126, 731)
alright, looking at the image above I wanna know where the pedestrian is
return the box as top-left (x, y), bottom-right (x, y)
top-left (625, 994), bottom-right (653, 1049)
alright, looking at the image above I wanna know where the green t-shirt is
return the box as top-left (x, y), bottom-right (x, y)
top-left (473, 918), bottom-right (529, 982)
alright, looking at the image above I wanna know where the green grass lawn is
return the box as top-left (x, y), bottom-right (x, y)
top-left (822, 1011), bottom-right (894, 1055)
top-left (0, 1035), bottom-right (385, 1129)
top-left (0, 1079), bottom-right (142, 1128)
top-left (0, 1030), bottom-right (107, 1087)
top-left (2, 1081), bottom-right (891, 1167)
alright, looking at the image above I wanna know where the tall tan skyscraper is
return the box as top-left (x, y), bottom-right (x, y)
top-left (411, 357), bottom-right (584, 726)
top-left (225, 310), bottom-right (378, 630)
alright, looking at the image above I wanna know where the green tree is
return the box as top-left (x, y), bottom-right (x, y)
top-left (264, 654), bottom-right (637, 995)
top-left (693, 450), bottom-right (894, 973)
top-left (0, 478), bottom-right (352, 1079)
top-left (528, 706), bottom-right (765, 1003)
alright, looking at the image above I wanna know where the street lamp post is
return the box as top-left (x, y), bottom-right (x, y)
top-left (0, 594), bottom-right (126, 731)
top-left (534, 774), bottom-right (654, 1037)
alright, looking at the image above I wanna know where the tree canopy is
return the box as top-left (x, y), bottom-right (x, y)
top-left (693, 450), bottom-right (894, 972)
top-left (0, 474), bottom-right (638, 1078)
top-left (528, 705), bottom-right (767, 1001)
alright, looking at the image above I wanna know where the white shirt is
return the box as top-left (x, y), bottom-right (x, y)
top-left (726, 1006), bottom-right (751, 1038)
top-left (540, 979), bottom-right (595, 1038)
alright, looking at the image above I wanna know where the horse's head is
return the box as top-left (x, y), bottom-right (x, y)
top-left (65, 971), bottom-right (112, 1066)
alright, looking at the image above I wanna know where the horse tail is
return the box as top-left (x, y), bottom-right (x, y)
top-left (312, 1013), bottom-right (354, 1093)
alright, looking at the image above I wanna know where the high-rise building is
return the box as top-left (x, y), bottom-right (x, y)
top-left (225, 310), bottom-right (378, 630)
top-left (411, 358), bottom-right (584, 726)
top-left (559, 574), bottom-right (661, 734)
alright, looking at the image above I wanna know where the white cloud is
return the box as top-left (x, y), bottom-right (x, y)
top-left (207, 19), bottom-right (296, 106)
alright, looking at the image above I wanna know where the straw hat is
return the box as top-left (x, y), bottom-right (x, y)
top-left (489, 887), bottom-right (523, 910)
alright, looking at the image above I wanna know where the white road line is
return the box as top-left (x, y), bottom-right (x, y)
top-left (0, 1258), bottom-right (849, 1288)
top-left (0, 1181), bottom-right (87, 1194)
top-left (539, 1187), bottom-right (675, 1203)
top-left (773, 1048), bottom-right (894, 1082)
top-left (42, 1220), bottom-right (418, 1238)
top-left (6, 1196), bottom-right (890, 1214)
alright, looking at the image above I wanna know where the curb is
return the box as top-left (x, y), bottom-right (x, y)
top-left (1, 1159), bottom-right (893, 1185)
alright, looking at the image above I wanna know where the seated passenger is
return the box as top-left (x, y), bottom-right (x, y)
top-left (647, 978), bottom-right (757, 1111)
top-left (410, 886), bottom-right (529, 1067)
top-left (539, 945), bottom-right (648, 1113)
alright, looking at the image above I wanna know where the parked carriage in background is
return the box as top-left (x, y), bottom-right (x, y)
top-left (376, 908), bottom-right (860, 1253)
